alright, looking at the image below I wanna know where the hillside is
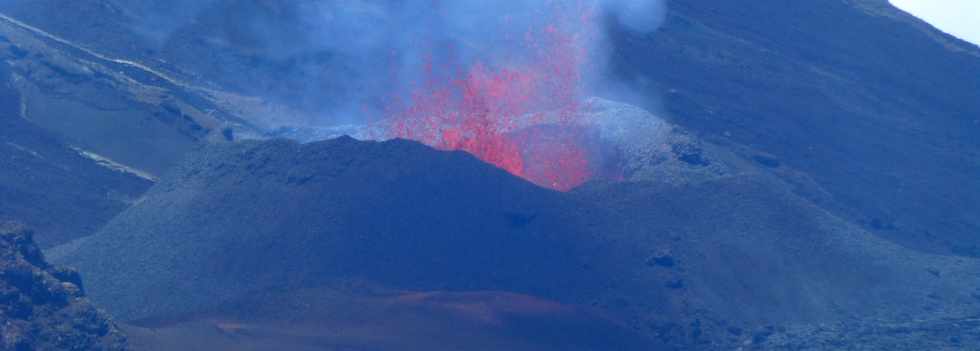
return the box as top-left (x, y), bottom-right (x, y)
top-left (0, 62), bottom-right (152, 247)
top-left (0, 6), bottom-right (267, 175)
top-left (0, 0), bottom-right (370, 118)
top-left (607, 0), bottom-right (980, 256)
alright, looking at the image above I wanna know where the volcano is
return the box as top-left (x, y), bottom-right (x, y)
top-left (50, 136), bottom-right (980, 349)
top-left (382, 1), bottom-right (599, 191)
top-left (0, 0), bottom-right (979, 350)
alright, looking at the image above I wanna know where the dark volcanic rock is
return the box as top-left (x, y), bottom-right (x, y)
top-left (0, 221), bottom-right (126, 351)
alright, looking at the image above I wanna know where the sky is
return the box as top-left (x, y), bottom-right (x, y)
top-left (890, 0), bottom-right (980, 45)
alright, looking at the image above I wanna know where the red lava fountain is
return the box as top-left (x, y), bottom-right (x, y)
top-left (385, 3), bottom-right (598, 191)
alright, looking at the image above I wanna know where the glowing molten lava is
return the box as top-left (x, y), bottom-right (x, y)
top-left (385, 3), bottom-right (598, 191)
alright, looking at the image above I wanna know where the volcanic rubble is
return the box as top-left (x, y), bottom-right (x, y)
top-left (0, 221), bottom-right (127, 351)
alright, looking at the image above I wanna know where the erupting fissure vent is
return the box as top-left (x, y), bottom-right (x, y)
top-left (385, 2), bottom-right (599, 191)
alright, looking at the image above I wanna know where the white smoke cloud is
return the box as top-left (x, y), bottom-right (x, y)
top-left (294, 0), bottom-right (666, 122)
top-left (603, 0), bottom-right (668, 33)
top-left (102, 0), bottom-right (666, 125)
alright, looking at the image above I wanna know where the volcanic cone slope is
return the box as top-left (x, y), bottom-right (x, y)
top-left (52, 137), bottom-right (617, 321)
top-left (53, 137), bottom-right (980, 347)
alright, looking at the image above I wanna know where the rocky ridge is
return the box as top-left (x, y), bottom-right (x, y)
top-left (0, 222), bottom-right (126, 351)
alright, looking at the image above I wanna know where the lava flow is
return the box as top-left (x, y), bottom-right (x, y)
top-left (385, 3), bottom-right (598, 191)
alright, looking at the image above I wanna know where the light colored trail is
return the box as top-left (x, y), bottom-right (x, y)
top-left (0, 12), bottom-right (191, 90)
top-left (72, 146), bottom-right (159, 182)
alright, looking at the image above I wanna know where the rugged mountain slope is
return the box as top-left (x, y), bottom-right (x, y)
top-left (0, 221), bottom-right (127, 351)
top-left (0, 62), bottom-right (152, 247)
top-left (0, 2), bottom-right (273, 245)
top-left (0, 0), bottom-right (366, 118)
top-left (0, 8), bottom-right (262, 175)
top-left (607, 0), bottom-right (980, 256)
top-left (52, 137), bottom-right (980, 349)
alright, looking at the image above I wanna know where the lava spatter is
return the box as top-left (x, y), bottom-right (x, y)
top-left (385, 2), bottom-right (599, 191)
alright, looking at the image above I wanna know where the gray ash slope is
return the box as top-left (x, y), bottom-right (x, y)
top-left (574, 178), bottom-right (980, 348)
top-left (0, 62), bottom-right (152, 248)
top-left (53, 137), bottom-right (980, 349)
top-left (0, 4), bottom-right (267, 176)
top-left (0, 4), bottom-right (271, 246)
